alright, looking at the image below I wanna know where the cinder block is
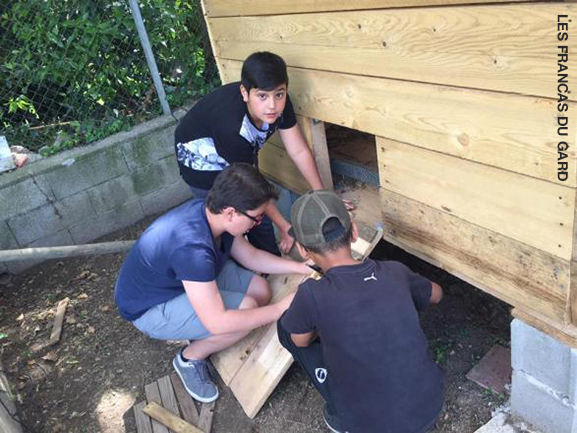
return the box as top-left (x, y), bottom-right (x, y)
top-left (6, 229), bottom-right (75, 274)
top-left (87, 175), bottom-right (136, 213)
top-left (156, 155), bottom-right (181, 185)
top-left (0, 220), bottom-right (19, 249)
top-left (7, 192), bottom-right (94, 245)
top-left (511, 370), bottom-right (574, 433)
top-left (570, 349), bottom-right (577, 406)
top-left (8, 203), bottom-right (65, 245)
top-left (130, 163), bottom-right (165, 196)
top-left (0, 175), bottom-right (54, 220)
top-left (511, 318), bottom-right (571, 396)
top-left (46, 146), bottom-right (129, 200)
top-left (139, 181), bottom-right (192, 216)
top-left (69, 199), bottom-right (144, 245)
top-left (122, 127), bottom-right (176, 170)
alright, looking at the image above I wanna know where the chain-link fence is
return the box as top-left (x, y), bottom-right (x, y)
top-left (0, 0), bottom-right (220, 157)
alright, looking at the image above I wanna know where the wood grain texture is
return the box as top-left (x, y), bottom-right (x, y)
top-left (134, 401), bottom-right (154, 433)
top-left (143, 402), bottom-right (203, 433)
top-left (210, 4), bottom-right (574, 100)
top-left (218, 59), bottom-right (576, 187)
top-left (513, 307), bottom-right (577, 349)
top-left (145, 382), bottom-right (170, 433)
top-left (377, 137), bottom-right (574, 259)
top-left (203, 0), bottom-right (527, 17)
top-left (379, 187), bottom-right (569, 322)
top-left (170, 374), bottom-right (200, 426)
top-left (198, 402), bottom-right (215, 433)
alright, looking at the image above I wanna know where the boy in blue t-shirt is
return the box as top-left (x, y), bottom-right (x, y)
top-left (279, 190), bottom-right (445, 433)
top-left (115, 163), bottom-right (311, 403)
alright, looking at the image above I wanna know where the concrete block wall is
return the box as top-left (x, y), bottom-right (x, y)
top-left (511, 318), bottom-right (577, 433)
top-left (0, 110), bottom-right (192, 274)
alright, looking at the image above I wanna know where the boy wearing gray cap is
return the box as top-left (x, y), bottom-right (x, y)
top-left (278, 190), bottom-right (444, 433)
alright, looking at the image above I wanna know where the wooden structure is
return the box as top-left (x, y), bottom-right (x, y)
top-left (133, 374), bottom-right (215, 433)
top-left (200, 0), bottom-right (577, 346)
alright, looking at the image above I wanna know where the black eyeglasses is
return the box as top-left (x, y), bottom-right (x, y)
top-left (237, 209), bottom-right (265, 225)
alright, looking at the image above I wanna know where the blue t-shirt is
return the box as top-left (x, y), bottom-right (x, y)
top-left (115, 199), bottom-right (234, 321)
top-left (281, 259), bottom-right (444, 433)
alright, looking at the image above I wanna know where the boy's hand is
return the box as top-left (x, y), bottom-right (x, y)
top-left (276, 292), bottom-right (296, 313)
top-left (279, 226), bottom-right (295, 254)
top-left (342, 198), bottom-right (355, 211)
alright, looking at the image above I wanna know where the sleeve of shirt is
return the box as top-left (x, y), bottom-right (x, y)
top-left (393, 262), bottom-right (432, 312)
top-left (171, 245), bottom-right (217, 283)
top-left (280, 282), bottom-right (317, 334)
top-left (278, 94), bottom-right (297, 130)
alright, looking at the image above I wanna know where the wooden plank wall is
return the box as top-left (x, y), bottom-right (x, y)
top-left (202, 1), bottom-right (577, 330)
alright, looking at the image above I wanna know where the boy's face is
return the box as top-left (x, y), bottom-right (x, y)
top-left (240, 84), bottom-right (287, 128)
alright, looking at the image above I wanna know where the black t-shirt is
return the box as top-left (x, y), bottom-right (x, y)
top-left (174, 82), bottom-right (297, 189)
top-left (281, 259), bottom-right (445, 433)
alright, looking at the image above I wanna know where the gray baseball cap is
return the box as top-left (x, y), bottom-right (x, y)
top-left (289, 190), bottom-right (351, 248)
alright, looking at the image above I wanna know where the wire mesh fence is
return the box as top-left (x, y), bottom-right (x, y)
top-left (0, 0), bottom-right (220, 157)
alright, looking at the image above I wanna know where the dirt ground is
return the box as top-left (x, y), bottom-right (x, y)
top-left (0, 204), bottom-right (512, 433)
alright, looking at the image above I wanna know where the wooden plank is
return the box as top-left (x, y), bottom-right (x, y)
top-left (158, 376), bottom-right (181, 421)
top-left (200, 0), bottom-right (224, 80)
top-left (210, 4), bottom-right (574, 100)
top-left (204, 0), bottom-right (527, 17)
top-left (143, 402), bottom-right (203, 433)
top-left (228, 321), bottom-right (294, 418)
top-left (300, 118), bottom-right (333, 190)
top-left (145, 382), bottom-right (170, 433)
top-left (134, 401), bottom-right (154, 433)
top-left (0, 358), bottom-right (23, 433)
top-left (258, 136), bottom-right (310, 194)
top-left (198, 402), bottom-right (215, 433)
top-left (512, 308), bottom-right (577, 350)
top-left (377, 137), bottom-right (574, 259)
top-left (570, 261), bottom-right (577, 326)
top-left (379, 187), bottom-right (569, 322)
top-left (170, 374), bottom-right (200, 426)
top-left (0, 240), bottom-right (135, 262)
top-left (211, 274), bottom-right (305, 386)
top-left (218, 59), bottom-right (576, 187)
top-left (48, 297), bottom-right (70, 346)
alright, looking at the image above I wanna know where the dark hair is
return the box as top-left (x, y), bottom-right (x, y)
top-left (241, 52), bottom-right (288, 91)
top-left (206, 163), bottom-right (279, 213)
top-left (303, 217), bottom-right (353, 254)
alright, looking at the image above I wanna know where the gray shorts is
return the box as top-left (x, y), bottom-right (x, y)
top-left (132, 260), bottom-right (255, 341)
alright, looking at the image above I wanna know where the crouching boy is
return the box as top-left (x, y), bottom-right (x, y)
top-left (278, 190), bottom-right (445, 433)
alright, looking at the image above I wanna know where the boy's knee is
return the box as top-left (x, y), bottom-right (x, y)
top-left (239, 294), bottom-right (259, 310)
top-left (247, 274), bottom-right (271, 305)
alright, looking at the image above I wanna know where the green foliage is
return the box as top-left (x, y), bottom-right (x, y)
top-left (0, 0), bottom-right (220, 154)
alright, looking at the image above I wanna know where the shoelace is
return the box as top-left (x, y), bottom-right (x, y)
top-left (193, 360), bottom-right (213, 384)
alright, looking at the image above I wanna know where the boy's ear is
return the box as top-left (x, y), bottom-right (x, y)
top-left (239, 84), bottom-right (249, 103)
top-left (295, 242), bottom-right (310, 261)
top-left (223, 206), bottom-right (236, 221)
top-left (350, 221), bottom-right (359, 243)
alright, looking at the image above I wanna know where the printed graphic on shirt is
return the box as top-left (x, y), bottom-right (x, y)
top-left (176, 137), bottom-right (229, 171)
top-left (239, 114), bottom-right (269, 150)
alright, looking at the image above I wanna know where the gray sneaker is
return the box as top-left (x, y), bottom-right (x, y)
top-left (173, 354), bottom-right (219, 403)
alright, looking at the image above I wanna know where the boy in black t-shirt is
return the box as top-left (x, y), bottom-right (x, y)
top-left (175, 52), bottom-right (347, 256)
top-left (279, 190), bottom-right (445, 433)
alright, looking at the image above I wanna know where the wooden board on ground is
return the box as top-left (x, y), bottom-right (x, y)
top-left (211, 222), bottom-right (383, 418)
top-left (134, 374), bottom-right (214, 433)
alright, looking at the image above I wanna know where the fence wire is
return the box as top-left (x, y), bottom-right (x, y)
top-left (0, 0), bottom-right (220, 157)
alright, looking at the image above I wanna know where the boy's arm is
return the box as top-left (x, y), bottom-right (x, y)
top-left (430, 282), bottom-right (443, 304)
top-left (183, 279), bottom-right (295, 335)
top-left (264, 201), bottom-right (295, 254)
top-left (291, 330), bottom-right (317, 347)
top-left (231, 235), bottom-right (311, 275)
top-left (279, 125), bottom-right (324, 190)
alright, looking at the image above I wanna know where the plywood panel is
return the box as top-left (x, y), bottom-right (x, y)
top-left (377, 137), bottom-right (574, 259)
top-left (218, 60), bottom-right (576, 187)
top-left (204, 0), bottom-right (527, 17)
top-left (379, 188), bottom-right (569, 322)
top-left (259, 136), bottom-right (310, 194)
top-left (210, 4), bottom-right (574, 100)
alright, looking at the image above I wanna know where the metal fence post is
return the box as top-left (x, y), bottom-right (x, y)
top-left (128, 0), bottom-right (171, 116)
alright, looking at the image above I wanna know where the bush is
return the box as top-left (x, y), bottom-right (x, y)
top-left (0, 0), bottom-right (220, 155)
